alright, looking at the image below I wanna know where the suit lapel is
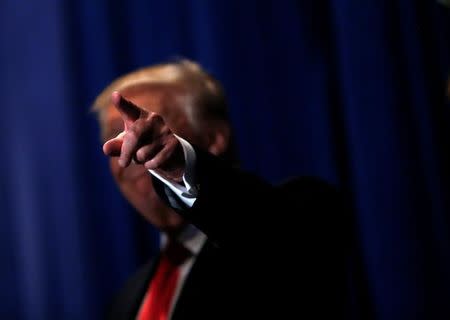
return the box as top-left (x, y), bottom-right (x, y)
top-left (171, 240), bottom-right (223, 319)
top-left (108, 257), bottom-right (160, 320)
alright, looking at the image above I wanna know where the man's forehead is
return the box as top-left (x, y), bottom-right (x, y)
top-left (122, 83), bottom-right (182, 99)
top-left (103, 84), bottom-right (188, 126)
top-left (123, 85), bottom-right (185, 111)
top-left (122, 88), bottom-right (164, 108)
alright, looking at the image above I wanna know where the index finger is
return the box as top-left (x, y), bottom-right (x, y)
top-left (111, 91), bottom-right (142, 123)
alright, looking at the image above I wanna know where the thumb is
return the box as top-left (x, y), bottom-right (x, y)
top-left (103, 132), bottom-right (125, 157)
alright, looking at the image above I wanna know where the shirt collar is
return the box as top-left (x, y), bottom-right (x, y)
top-left (161, 224), bottom-right (207, 256)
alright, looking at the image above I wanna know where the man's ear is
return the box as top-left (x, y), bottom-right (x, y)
top-left (207, 122), bottom-right (230, 156)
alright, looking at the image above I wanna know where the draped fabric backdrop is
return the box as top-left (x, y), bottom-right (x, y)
top-left (0, 1), bottom-right (449, 319)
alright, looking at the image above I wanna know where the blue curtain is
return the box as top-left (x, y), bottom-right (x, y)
top-left (0, 0), bottom-right (449, 319)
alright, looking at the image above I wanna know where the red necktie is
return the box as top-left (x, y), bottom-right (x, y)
top-left (137, 240), bottom-right (191, 320)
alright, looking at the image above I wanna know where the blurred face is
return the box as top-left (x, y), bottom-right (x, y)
top-left (101, 85), bottom-right (197, 233)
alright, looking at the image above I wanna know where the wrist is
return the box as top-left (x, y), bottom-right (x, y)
top-left (158, 142), bottom-right (186, 183)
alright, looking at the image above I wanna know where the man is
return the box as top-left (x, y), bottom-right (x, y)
top-left (94, 60), bottom-right (348, 319)
top-left (93, 60), bottom-right (236, 319)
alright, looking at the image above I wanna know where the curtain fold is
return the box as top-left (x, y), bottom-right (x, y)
top-left (0, 1), bottom-right (448, 319)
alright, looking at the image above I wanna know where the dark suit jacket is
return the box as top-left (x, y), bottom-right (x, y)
top-left (107, 149), bottom-right (350, 319)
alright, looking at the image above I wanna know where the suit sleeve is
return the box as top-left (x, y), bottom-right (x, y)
top-left (152, 147), bottom-right (274, 247)
top-left (152, 147), bottom-right (347, 252)
top-left (152, 148), bottom-right (350, 316)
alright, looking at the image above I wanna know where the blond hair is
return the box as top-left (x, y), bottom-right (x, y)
top-left (94, 59), bottom-right (228, 124)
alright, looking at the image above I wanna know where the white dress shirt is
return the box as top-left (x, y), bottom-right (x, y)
top-left (164, 225), bottom-right (207, 319)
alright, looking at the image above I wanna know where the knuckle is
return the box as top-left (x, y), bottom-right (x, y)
top-left (125, 129), bottom-right (137, 140)
top-left (150, 113), bottom-right (164, 125)
top-left (145, 159), bottom-right (156, 170)
top-left (129, 123), bottom-right (142, 134)
top-left (136, 148), bottom-right (146, 161)
top-left (148, 112), bottom-right (157, 121)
